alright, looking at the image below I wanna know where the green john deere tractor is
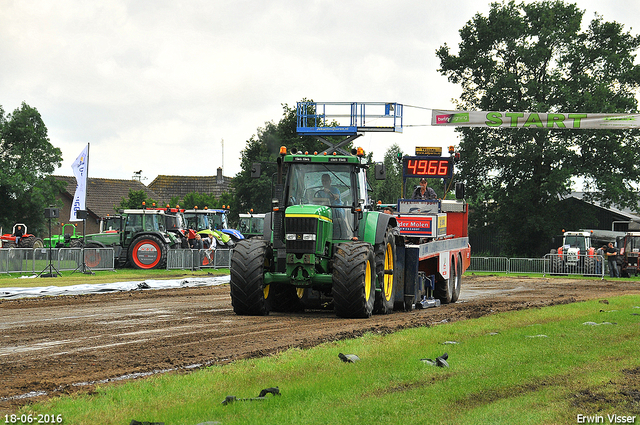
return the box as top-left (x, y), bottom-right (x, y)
top-left (230, 147), bottom-right (397, 318)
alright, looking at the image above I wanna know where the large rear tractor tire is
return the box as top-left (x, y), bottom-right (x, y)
top-left (374, 227), bottom-right (396, 314)
top-left (128, 234), bottom-right (167, 269)
top-left (230, 239), bottom-right (272, 316)
top-left (19, 236), bottom-right (44, 249)
top-left (333, 242), bottom-right (376, 318)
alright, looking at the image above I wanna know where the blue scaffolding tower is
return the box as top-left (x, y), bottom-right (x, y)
top-left (296, 102), bottom-right (403, 154)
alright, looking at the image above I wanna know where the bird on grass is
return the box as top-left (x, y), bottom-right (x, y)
top-left (421, 352), bottom-right (449, 368)
top-left (338, 353), bottom-right (360, 363)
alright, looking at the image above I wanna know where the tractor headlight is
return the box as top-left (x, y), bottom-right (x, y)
top-left (286, 233), bottom-right (316, 241)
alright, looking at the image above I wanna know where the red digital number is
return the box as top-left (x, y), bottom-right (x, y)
top-left (406, 159), bottom-right (418, 175)
top-left (438, 160), bottom-right (449, 175)
top-left (405, 158), bottom-right (450, 177)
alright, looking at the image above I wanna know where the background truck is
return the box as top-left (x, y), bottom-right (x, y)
top-left (229, 144), bottom-right (470, 318)
top-left (619, 232), bottom-right (640, 277)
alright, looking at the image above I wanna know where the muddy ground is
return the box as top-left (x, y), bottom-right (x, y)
top-left (2, 274), bottom-right (640, 412)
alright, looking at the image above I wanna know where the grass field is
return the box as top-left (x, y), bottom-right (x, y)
top-left (7, 294), bottom-right (640, 425)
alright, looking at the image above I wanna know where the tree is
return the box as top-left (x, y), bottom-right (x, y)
top-left (436, 0), bottom-right (640, 256)
top-left (117, 189), bottom-right (158, 211)
top-left (0, 102), bottom-right (63, 235)
top-left (232, 101), bottom-right (347, 218)
top-left (367, 144), bottom-right (405, 204)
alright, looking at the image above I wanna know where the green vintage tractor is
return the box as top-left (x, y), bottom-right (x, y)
top-left (230, 146), bottom-right (396, 318)
top-left (43, 223), bottom-right (84, 248)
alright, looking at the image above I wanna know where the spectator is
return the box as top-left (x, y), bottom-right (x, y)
top-left (606, 242), bottom-right (620, 278)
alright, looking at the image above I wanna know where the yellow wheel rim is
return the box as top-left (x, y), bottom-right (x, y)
top-left (263, 284), bottom-right (270, 299)
top-left (296, 287), bottom-right (305, 299)
top-left (365, 259), bottom-right (372, 300)
top-left (383, 243), bottom-right (393, 301)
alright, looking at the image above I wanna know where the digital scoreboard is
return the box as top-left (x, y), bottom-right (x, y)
top-left (402, 156), bottom-right (453, 179)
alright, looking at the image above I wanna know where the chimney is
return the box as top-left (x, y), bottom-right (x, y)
top-left (216, 167), bottom-right (224, 185)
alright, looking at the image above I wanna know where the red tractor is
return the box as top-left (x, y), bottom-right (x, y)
top-left (1, 224), bottom-right (44, 248)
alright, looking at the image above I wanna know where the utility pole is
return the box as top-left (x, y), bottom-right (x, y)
top-left (221, 139), bottom-right (224, 174)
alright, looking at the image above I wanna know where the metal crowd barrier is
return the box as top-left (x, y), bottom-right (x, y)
top-left (468, 257), bottom-right (509, 273)
top-left (468, 255), bottom-right (605, 278)
top-left (0, 247), bottom-right (115, 274)
top-left (166, 248), bottom-right (233, 270)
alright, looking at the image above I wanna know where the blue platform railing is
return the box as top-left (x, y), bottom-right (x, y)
top-left (296, 101), bottom-right (403, 136)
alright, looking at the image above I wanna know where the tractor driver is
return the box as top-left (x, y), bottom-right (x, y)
top-left (412, 178), bottom-right (437, 200)
top-left (13, 225), bottom-right (24, 245)
top-left (317, 174), bottom-right (343, 206)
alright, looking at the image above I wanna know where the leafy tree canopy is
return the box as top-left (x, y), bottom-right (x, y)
top-left (437, 0), bottom-right (640, 256)
top-left (116, 189), bottom-right (158, 211)
top-left (0, 102), bottom-right (63, 235)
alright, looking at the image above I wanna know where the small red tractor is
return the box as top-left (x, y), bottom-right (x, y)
top-left (1, 224), bottom-right (44, 248)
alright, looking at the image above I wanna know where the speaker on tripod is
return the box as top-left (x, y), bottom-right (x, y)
top-left (39, 207), bottom-right (61, 277)
top-left (72, 209), bottom-right (94, 275)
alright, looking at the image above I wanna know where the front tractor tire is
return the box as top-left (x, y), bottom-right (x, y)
top-left (374, 227), bottom-right (397, 314)
top-left (128, 234), bottom-right (167, 269)
top-left (230, 239), bottom-right (272, 316)
top-left (333, 242), bottom-right (376, 318)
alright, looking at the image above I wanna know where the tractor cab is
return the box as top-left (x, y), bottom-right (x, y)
top-left (238, 212), bottom-right (266, 238)
top-left (100, 216), bottom-right (122, 233)
top-left (282, 151), bottom-right (370, 241)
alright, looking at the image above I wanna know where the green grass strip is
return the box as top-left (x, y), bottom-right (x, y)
top-left (12, 295), bottom-right (640, 425)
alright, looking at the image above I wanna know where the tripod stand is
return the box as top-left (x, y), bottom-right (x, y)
top-left (39, 213), bottom-right (61, 278)
top-left (72, 211), bottom-right (94, 275)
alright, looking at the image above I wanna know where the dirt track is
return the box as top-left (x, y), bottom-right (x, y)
top-left (2, 274), bottom-right (640, 412)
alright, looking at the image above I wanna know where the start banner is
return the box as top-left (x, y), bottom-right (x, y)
top-left (431, 110), bottom-right (640, 129)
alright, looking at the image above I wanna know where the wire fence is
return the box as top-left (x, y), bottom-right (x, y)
top-left (469, 254), bottom-right (606, 278)
top-left (0, 247), bottom-right (233, 274)
top-left (0, 247), bottom-right (115, 274)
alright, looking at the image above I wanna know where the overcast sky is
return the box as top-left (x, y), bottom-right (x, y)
top-left (2, 0), bottom-right (639, 184)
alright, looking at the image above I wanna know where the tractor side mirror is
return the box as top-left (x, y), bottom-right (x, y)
top-left (251, 163), bottom-right (261, 178)
top-left (455, 182), bottom-right (465, 200)
top-left (374, 162), bottom-right (386, 180)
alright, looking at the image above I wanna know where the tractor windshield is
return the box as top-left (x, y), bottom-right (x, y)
top-left (208, 213), bottom-right (227, 230)
top-left (564, 236), bottom-right (587, 251)
top-left (184, 213), bottom-right (208, 231)
top-left (625, 236), bottom-right (640, 253)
